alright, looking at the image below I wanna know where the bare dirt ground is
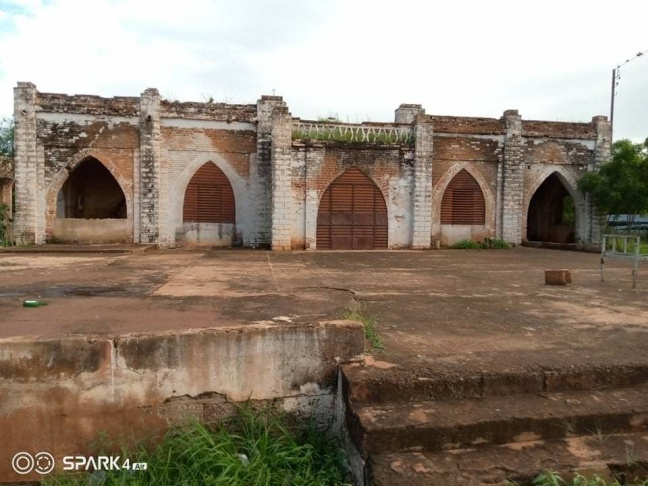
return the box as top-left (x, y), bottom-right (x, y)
top-left (1, 246), bottom-right (647, 373)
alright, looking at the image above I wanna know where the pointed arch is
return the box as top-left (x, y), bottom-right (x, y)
top-left (46, 149), bottom-right (132, 224)
top-left (440, 169), bottom-right (485, 225)
top-left (182, 162), bottom-right (235, 223)
top-left (316, 167), bottom-right (388, 250)
top-left (56, 157), bottom-right (127, 219)
top-left (524, 169), bottom-right (584, 243)
top-left (432, 163), bottom-right (494, 227)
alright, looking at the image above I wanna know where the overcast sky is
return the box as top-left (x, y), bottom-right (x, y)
top-left (0, 0), bottom-right (646, 141)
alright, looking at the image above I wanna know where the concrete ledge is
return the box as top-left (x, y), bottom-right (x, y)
top-left (0, 244), bottom-right (157, 253)
top-left (0, 321), bottom-right (364, 482)
top-left (52, 218), bottom-right (131, 244)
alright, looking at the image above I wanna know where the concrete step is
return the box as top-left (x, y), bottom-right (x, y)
top-left (368, 432), bottom-right (648, 486)
top-left (351, 384), bottom-right (648, 456)
top-left (342, 362), bottom-right (648, 405)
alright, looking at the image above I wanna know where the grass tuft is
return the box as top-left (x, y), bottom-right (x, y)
top-left (341, 308), bottom-right (384, 352)
top-left (533, 470), bottom-right (648, 486)
top-left (449, 238), bottom-right (511, 249)
top-left (450, 239), bottom-right (481, 249)
top-left (43, 406), bottom-right (350, 486)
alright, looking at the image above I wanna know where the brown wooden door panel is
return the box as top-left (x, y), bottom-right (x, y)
top-left (332, 212), bottom-right (354, 225)
top-left (440, 169), bottom-right (485, 225)
top-left (316, 167), bottom-right (388, 250)
top-left (183, 163), bottom-right (236, 223)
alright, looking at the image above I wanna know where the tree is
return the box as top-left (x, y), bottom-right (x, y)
top-left (578, 138), bottom-right (648, 230)
top-left (0, 117), bottom-right (14, 158)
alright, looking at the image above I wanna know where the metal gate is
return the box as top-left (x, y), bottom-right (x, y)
top-left (316, 168), bottom-right (388, 250)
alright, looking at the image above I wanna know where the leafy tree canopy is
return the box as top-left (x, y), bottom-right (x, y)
top-left (0, 117), bottom-right (14, 158)
top-left (577, 138), bottom-right (648, 227)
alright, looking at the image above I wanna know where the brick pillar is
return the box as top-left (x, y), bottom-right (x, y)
top-left (395, 104), bottom-right (423, 124)
top-left (13, 82), bottom-right (43, 244)
top-left (500, 109), bottom-right (524, 244)
top-left (138, 88), bottom-right (162, 244)
top-left (270, 106), bottom-right (293, 251)
top-left (587, 115), bottom-right (612, 244)
top-left (253, 96), bottom-right (286, 248)
top-left (412, 114), bottom-right (432, 248)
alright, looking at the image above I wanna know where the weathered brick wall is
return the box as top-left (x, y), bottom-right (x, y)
top-left (428, 115), bottom-right (505, 135)
top-left (0, 156), bottom-right (13, 222)
top-left (161, 123), bottom-right (257, 247)
top-left (12, 83), bottom-right (609, 248)
top-left (521, 120), bottom-right (597, 139)
top-left (290, 141), bottom-right (415, 250)
top-left (412, 116), bottom-right (433, 248)
top-left (430, 133), bottom-right (501, 245)
top-left (271, 107), bottom-right (295, 251)
top-left (37, 92), bottom-right (139, 116)
top-left (37, 115), bottom-right (139, 241)
top-left (13, 83), bottom-right (40, 244)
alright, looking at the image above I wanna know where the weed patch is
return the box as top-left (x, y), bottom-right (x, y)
top-left (43, 406), bottom-right (350, 486)
top-left (341, 308), bottom-right (384, 352)
top-left (450, 239), bottom-right (481, 249)
top-left (533, 470), bottom-right (648, 486)
top-left (449, 238), bottom-right (511, 249)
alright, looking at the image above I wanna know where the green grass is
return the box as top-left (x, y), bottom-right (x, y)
top-left (43, 406), bottom-right (350, 486)
top-left (603, 235), bottom-right (648, 255)
top-left (533, 470), bottom-right (648, 486)
top-left (341, 308), bottom-right (384, 352)
top-left (450, 239), bottom-right (481, 249)
top-left (449, 238), bottom-right (511, 249)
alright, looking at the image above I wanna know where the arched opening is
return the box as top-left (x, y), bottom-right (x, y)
top-left (527, 173), bottom-right (575, 243)
top-left (52, 157), bottom-right (130, 243)
top-left (183, 162), bottom-right (235, 224)
top-left (440, 169), bottom-right (485, 225)
top-left (57, 157), bottom-right (126, 218)
top-left (316, 167), bottom-right (387, 250)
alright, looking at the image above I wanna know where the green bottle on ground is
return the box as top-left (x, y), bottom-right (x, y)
top-left (23, 300), bottom-right (48, 307)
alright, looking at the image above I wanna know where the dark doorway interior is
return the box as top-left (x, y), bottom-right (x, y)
top-left (57, 157), bottom-right (126, 219)
top-left (527, 173), bottom-right (575, 243)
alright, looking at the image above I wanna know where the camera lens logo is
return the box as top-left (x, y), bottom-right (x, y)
top-left (12, 452), bottom-right (55, 475)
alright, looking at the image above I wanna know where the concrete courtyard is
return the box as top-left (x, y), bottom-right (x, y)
top-left (1, 246), bottom-right (647, 374)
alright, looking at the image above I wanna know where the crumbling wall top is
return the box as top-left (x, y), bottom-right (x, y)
top-left (521, 120), bottom-right (598, 139)
top-left (160, 100), bottom-right (257, 122)
top-left (429, 115), bottom-right (506, 135)
top-left (36, 92), bottom-right (140, 117)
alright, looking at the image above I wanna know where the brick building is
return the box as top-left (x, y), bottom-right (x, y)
top-left (11, 82), bottom-right (611, 249)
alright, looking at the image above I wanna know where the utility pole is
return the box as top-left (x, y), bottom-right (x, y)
top-left (610, 49), bottom-right (647, 134)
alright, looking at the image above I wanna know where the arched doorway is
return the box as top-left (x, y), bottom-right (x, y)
top-left (316, 168), bottom-right (387, 250)
top-left (57, 157), bottom-right (126, 218)
top-left (527, 173), bottom-right (575, 243)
